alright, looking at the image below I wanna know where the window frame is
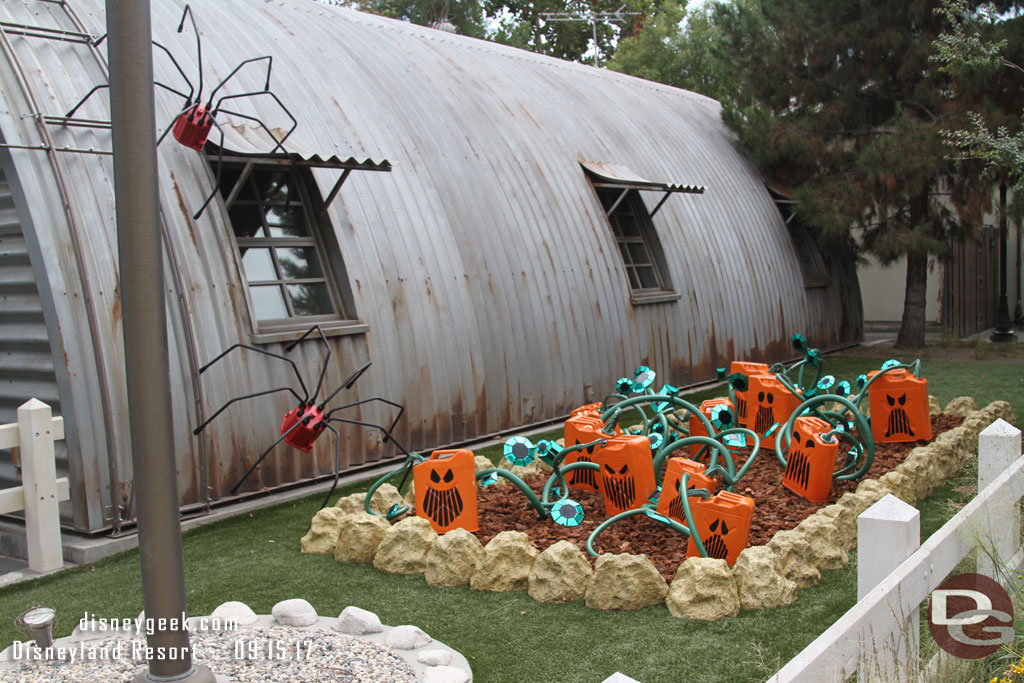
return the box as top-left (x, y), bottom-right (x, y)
top-left (594, 185), bottom-right (680, 304)
top-left (215, 159), bottom-right (367, 342)
top-left (770, 191), bottom-right (831, 289)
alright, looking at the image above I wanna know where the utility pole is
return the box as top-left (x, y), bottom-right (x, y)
top-left (539, 4), bottom-right (635, 67)
top-left (105, 1), bottom-right (215, 681)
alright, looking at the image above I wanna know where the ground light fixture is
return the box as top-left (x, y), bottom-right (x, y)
top-left (16, 606), bottom-right (56, 648)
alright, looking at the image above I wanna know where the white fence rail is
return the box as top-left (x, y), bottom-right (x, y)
top-left (771, 418), bottom-right (1024, 682)
top-left (0, 399), bottom-right (70, 573)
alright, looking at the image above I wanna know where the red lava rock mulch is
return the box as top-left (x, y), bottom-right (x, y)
top-left (474, 414), bottom-right (964, 581)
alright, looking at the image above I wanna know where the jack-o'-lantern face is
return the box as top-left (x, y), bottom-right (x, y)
top-left (783, 429), bottom-right (815, 491)
top-left (754, 390), bottom-right (776, 434)
top-left (704, 518), bottom-right (731, 560)
top-left (885, 393), bottom-right (914, 438)
top-left (602, 462), bottom-right (636, 512)
top-left (422, 467), bottom-right (463, 529)
top-left (657, 458), bottom-right (717, 523)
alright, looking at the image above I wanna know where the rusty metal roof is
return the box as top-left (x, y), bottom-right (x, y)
top-left (0, 0), bottom-right (862, 532)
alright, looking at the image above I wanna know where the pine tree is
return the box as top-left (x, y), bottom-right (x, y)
top-left (717, 0), bottom-right (1012, 348)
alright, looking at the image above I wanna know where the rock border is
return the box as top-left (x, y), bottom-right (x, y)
top-left (0, 600), bottom-right (473, 683)
top-left (307, 398), bottom-right (1015, 620)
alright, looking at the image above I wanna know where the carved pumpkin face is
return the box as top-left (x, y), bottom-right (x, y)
top-left (703, 518), bottom-right (731, 560)
top-left (782, 416), bottom-right (838, 503)
top-left (685, 490), bottom-right (755, 565)
top-left (563, 414), bottom-right (610, 492)
top-left (885, 393), bottom-right (914, 438)
top-left (413, 449), bottom-right (478, 533)
top-left (596, 435), bottom-right (655, 516)
top-left (657, 457), bottom-right (717, 523)
top-left (753, 390), bottom-right (776, 435)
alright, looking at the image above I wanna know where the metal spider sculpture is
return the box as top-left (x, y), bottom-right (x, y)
top-left (65, 4), bottom-right (297, 219)
top-left (193, 325), bottom-right (405, 510)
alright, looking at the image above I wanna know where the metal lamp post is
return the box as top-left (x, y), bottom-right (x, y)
top-left (105, 1), bottom-right (215, 681)
top-left (991, 183), bottom-right (1016, 342)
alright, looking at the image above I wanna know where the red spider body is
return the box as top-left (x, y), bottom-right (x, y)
top-left (280, 404), bottom-right (327, 453)
top-left (171, 103), bottom-right (213, 150)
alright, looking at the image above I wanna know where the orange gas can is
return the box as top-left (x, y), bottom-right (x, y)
top-left (596, 434), bottom-right (656, 516)
top-left (414, 449), bottom-right (478, 533)
top-left (563, 414), bottom-right (615, 492)
top-left (657, 458), bottom-right (718, 523)
top-left (782, 416), bottom-right (839, 503)
top-left (571, 402), bottom-right (603, 418)
top-left (746, 374), bottom-right (801, 449)
top-left (687, 398), bottom-right (736, 458)
top-left (867, 368), bottom-right (933, 443)
top-left (730, 361), bottom-right (771, 426)
top-left (685, 490), bottom-right (755, 565)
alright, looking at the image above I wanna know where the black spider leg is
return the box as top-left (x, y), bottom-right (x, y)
top-left (284, 325), bottom-right (331, 404)
top-left (315, 423), bottom-right (343, 511)
top-left (321, 361), bottom-right (374, 408)
top-left (229, 414), bottom-right (311, 494)
top-left (326, 398), bottom-right (405, 444)
top-left (194, 386), bottom-right (304, 436)
top-left (205, 55), bottom-right (273, 111)
top-left (326, 417), bottom-right (415, 461)
top-left (198, 342), bottom-right (310, 401)
top-left (176, 4), bottom-right (204, 102)
top-left (213, 92), bottom-right (298, 153)
top-left (192, 117), bottom-right (227, 220)
top-left (65, 38), bottom-right (193, 120)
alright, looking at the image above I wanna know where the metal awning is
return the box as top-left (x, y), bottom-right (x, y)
top-left (580, 160), bottom-right (704, 218)
top-left (207, 124), bottom-right (391, 212)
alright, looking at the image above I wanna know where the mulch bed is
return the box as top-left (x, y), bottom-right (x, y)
top-left (474, 414), bottom-right (964, 581)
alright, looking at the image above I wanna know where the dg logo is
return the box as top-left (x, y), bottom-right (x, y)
top-left (928, 573), bottom-right (1015, 658)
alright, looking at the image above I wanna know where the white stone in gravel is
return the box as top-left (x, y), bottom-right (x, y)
top-left (423, 665), bottom-right (472, 683)
top-left (418, 648), bottom-right (453, 666)
top-left (386, 624), bottom-right (432, 649)
top-left (271, 598), bottom-right (318, 627)
top-left (210, 600), bottom-right (258, 626)
top-left (334, 605), bottom-right (382, 634)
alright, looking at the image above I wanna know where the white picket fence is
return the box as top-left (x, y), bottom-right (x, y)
top-left (0, 399), bottom-right (70, 573)
top-left (771, 418), bottom-right (1024, 682)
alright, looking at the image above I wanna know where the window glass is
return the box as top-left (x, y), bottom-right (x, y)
top-left (217, 161), bottom-right (351, 329)
top-left (595, 187), bottom-right (671, 295)
top-left (242, 248), bottom-right (276, 282)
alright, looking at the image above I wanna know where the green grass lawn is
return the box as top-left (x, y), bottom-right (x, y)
top-left (0, 348), bottom-right (1021, 682)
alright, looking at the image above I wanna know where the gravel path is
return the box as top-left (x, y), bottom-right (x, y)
top-left (0, 626), bottom-right (417, 682)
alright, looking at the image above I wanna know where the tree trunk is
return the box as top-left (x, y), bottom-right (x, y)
top-left (895, 249), bottom-right (928, 349)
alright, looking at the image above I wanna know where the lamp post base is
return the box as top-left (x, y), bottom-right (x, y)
top-left (133, 664), bottom-right (217, 683)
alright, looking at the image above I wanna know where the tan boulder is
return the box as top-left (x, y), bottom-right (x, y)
top-left (931, 427), bottom-right (971, 477)
top-left (835, 490), bottom-right (879, 520)
top-left (987, 400), bottom-right (1016, 424)
top-left (300, 507), bottom-right (348, 555)
top-left (470, 531), bottom-right (538, 592)
top-left (792, 515), bottom-right (849, 570)
top-left (767, 529), bottom-right (821, 588)
top-left (335, 483), bottom-right (405, 517)
top-left (854, 479), bottom-right (890, 508)
top-left (878, 470), bottom-right (917, 506)
top-left (813, 504), bottom-right (857, 550)
top-left (475, 455), bottom-right (508, 488)
top-left (528, 540), bottom-right (592, 604)
top-left (584, 553), bottom-right (668, 611)
top-left (424, 529), bottom-right (485, 588)
top-left (928, 395), bottom-right (941, 416)
top-left (731, 546), bottom-right (796, 610)
top-left (334, 513), bottom-right (392, 564)
top-left (372, 517), bottom-right (438, 574)
top-left (895, 452), bottom-right (940, 501)
top-left (666, 557), bottom-right (740, 620)
top-left (944, 396), bottom-right (978, 417)
top-left (500, 458), bottom-right (548, 480)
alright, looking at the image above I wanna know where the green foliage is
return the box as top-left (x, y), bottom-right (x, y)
top-left (932, 0), bottom-right (1024, 186)
top-left (351, 0), bottom-right (487, 37)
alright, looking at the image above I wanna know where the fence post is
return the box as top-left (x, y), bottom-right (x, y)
top-left (17, 399), bottom-right (63, 573)
top-left (978, 418), bottom-right (1022, 581)
top-left (857, 493), bottom-right (920, 681)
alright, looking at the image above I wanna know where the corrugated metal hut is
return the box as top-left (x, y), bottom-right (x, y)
top-left (0, 0), bottom-right (862, 534)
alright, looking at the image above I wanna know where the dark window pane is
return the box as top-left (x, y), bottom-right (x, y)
top-left (628, 242), bottom-right (653, 266)
top-left (242, 248), bottom-right (276, 282)
top-left (287, 283), bottom-right (333, 317)
top-left (626, 268), bottom-right (641, 291)
top-left (636, 266), bottom-right (660, 290)
top-left (277, 247), bottom-right (323, 280)
top-left (265, 206), bottom-right (306, 237)
top-left (255, 171), bottom-right (290, 203)
top-left (250, 285), bottom-right (288, 320)
top-left (618, 242), bottom-right (633, 265)
top-left (229, 204), bottom-right (263, 239)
